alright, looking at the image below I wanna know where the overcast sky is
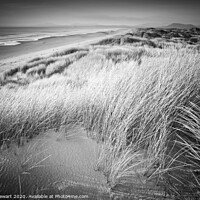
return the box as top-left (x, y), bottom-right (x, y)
top-left (0, 0), bottom-right (199, 27)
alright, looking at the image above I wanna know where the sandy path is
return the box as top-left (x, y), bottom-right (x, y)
top-left (0, 125), bottom-right (109, 198)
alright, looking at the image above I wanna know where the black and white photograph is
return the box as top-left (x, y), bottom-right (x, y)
top-left (0, 0), bottom-right (200, 199)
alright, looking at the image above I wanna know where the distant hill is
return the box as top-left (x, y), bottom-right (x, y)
top-left (163, 23), bottom-right (197, 29)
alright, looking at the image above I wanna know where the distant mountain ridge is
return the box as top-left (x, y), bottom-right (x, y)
top-left (163, 23), bottom-right (197, 29)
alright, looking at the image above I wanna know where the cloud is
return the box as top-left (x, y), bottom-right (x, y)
top-left (82, 15), bottom-right (146, 22)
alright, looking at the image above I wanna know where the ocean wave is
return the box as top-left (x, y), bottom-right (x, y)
top-left (0, 41), bottom-right (21, 46)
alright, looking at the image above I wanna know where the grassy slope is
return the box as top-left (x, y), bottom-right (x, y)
top-left (0, 37), bottom-right (200, 198)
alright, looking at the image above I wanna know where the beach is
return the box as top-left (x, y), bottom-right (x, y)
top-left (0, 28), bottom-right (128, 73)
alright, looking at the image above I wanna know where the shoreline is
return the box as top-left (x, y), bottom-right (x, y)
top-left (0, 31), bottom-right (113, 60)
top-left (0, 29), bottom-right (116, 47)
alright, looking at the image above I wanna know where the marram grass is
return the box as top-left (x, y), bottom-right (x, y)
top-left (0, 44), bottom-right (200, 198)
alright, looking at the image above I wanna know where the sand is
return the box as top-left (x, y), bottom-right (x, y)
top-left (0, 125), bottom-right (109, 197)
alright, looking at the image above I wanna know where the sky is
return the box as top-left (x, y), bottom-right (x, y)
top-left (0, 0), bottom-right (199, 27)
